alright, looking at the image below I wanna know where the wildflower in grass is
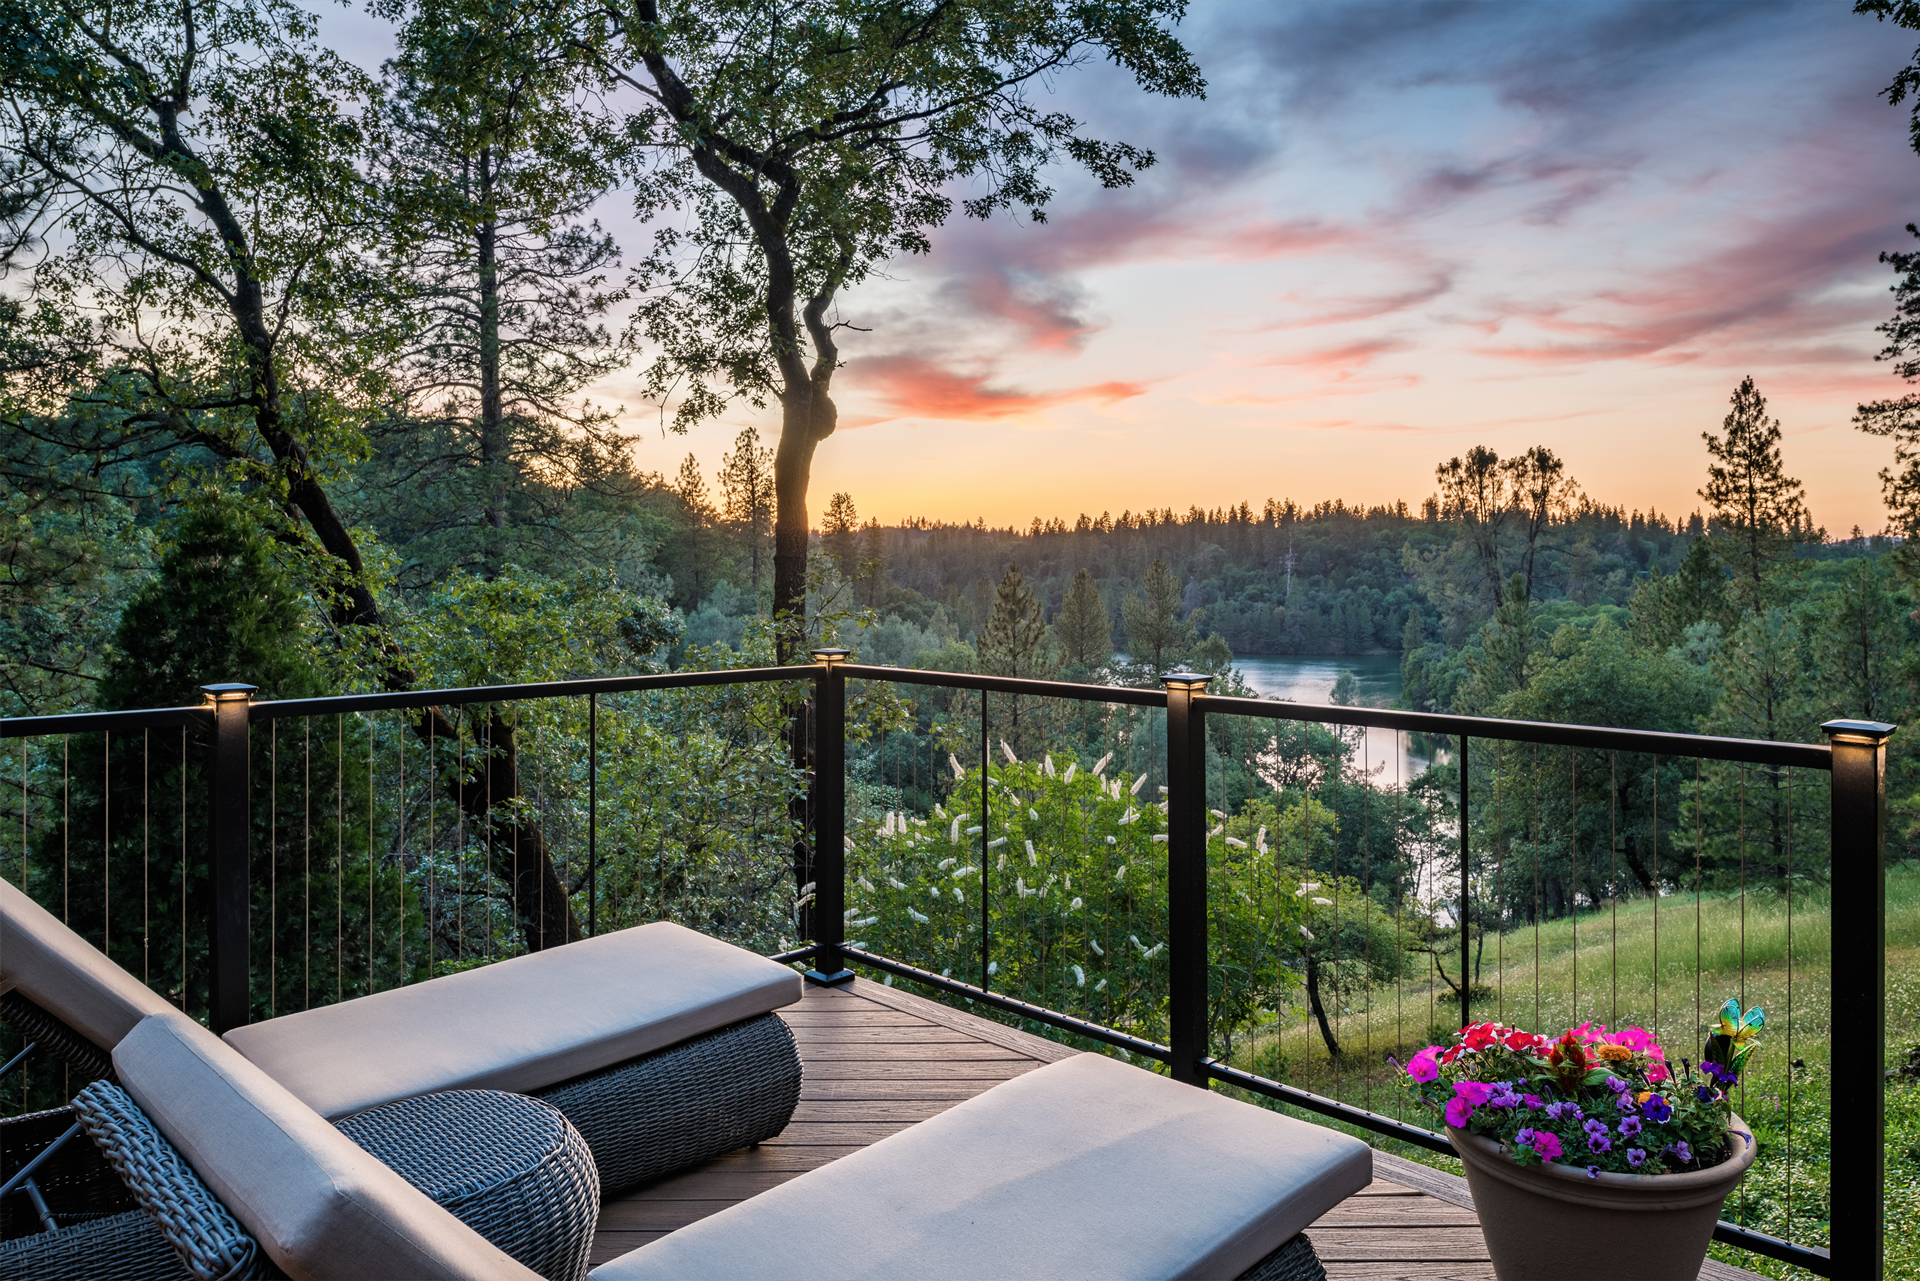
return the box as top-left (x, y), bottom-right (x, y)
top-left (1093, 751), bottom-right (1113, 775)
top-left (1063, 763), bottom-right (1076, 783)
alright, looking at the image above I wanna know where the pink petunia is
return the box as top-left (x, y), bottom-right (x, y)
top-left (1444, 1096), bottom-right (1474, 1128)
top-left (1406, 1047), bottom-right (1442, 1083)
top-left (1454, 1080), bottom-right (1495, 1106)
top-left (1646, 1063), bottom-right (1670, 1083)
top-left (1529, 1131), bottom-right (1563, 1162)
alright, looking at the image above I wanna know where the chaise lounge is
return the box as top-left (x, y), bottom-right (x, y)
top-left (0, 876), bottom-right (805, 1197)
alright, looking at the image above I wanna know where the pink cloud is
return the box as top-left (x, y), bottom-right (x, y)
top-left (842, 355), bottom-right (1147, 424)
top-left (1259, 337), bottom-right (1411, 374)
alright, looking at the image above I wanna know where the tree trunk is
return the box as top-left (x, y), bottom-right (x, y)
top-left (1305, 949), bottom-right (1341, 1058)
top-left (477, 146), bottom-right (507, 581)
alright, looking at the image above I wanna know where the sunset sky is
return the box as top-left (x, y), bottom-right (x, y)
top-left (330, 2), bottom-right (1920, 532)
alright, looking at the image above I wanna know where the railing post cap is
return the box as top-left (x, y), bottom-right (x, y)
top-left (1162, 672), bottom-right (1211, 693)
top-left (200, 683), bottom-right (258, 701)
top-left (810, 647), bottom-right (851, 666)
top-left (1822, 719), bottom-right (1896, 744)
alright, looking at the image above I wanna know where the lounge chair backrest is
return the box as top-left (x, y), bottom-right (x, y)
top-left (0, 875), bottom-right (174, 1051)
top-left (113, 1008), bottom-right (545, 1281)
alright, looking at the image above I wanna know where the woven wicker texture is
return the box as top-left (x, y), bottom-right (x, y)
top-left (0, 1207), bottom-right (196, 1280)
top-left (2, 1105), bottom-right (140, 1240)
top-left (2, 990), bottom-right (115, 1083)
top-left (1234, 1232), bottom-right (1327, 1281)
top-left (535, 1012), bottom-right (801, 1194)
top-left (70, 1082), bottom-right (276, 1281)
top-left (337, 1089), bottom-right (598, 1281)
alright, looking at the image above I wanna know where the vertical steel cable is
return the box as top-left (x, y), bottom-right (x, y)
top-left (180, 725), bottom-right (186, 1009)
top-left (587, 693), bottom-right (596, 939)
top-left (305, 717), bottom-right (311, 1010)
top-left (979, 690), bottom-right (990, 990)
top-left (1393, 733), bottom-right (1403, 1123)
top-left (457, 718), bottom-right (466, 958)
top-left (1784, 767), bottom-right (1794, 1243)
top-left (1651, 756), bottom-right (1660, 1049)
top-left (485, 708), bottom-right (493, 959)
top-left (1531, 741), bottom-right (1540, 1028)
top-left (366, 715), bottom-right (374, 994)
top-left (103, 731), bottom-right (110, 959)
top-left (1610, 752), bottom-right (1618, 1026)
top-left (398, 711), bottom-right (406, 981)
top-left (143, 729), bottom-right (150, 986)
top-left (336, 715), bottom-right (343, 1004)
top-left (1694, 757), bottom-right (1703, 1047)
top-left (427, 719), bottom-right (435, 977)
top-left (1363, 728), bottom-right (1372, 1109)
top-left (270, 720), bottom-right (277, 1016)
top-left (1569, 748), bottom-right (1576, 1026)
top-left (62, 734), bottom-right (69, 922)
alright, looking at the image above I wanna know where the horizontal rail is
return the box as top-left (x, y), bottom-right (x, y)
top-left (250, 666), bottom-right (811, 721)
top-left (0, 705), bottom-right (206, 738)
top-left (1202, 1060), bottom-right (1453, 1153)
top-left (838, 663), bottom-right (1168, 707)
top-left (843, 950), bottom-right (1174, 1062)
top-left (766, 944), bottom-right (820, 967)
top-left (1710, 1223), bottom-right (1831, 1277)
top-left (1198, 694), bottom-right (1834, 769)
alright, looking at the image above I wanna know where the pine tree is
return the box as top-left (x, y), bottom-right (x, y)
top-left (820, 491), bottom-right (860, 578)
top-left (1700, 377), bottom-right (1809, 611)
top-left (667, 454), bottom-right (720, 606)
top-left (1121, 558), bottom-right (1193, 675)
top-left (718, 426), bottom-right (775, 593)
top-left (1055, 569), bottom-right (1113, 672)
top-left (979, 563), bottom-right (1049, 680)
top-left (855, 519), bottom-right (888, 610)
top-left (1628, 539), bottom-right (1730, 652)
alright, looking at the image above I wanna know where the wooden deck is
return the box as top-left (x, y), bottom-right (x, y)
top-left (592, 977), bottom-right (1762, 1279)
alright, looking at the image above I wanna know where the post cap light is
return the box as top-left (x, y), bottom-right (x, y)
top-left (199, 683), bottom-right (258, 702)
top-left (1822, 719), bottom-right (1897, 745)
top-left (1162, 672), bottom-right (1210, 694)
top-left (810, 647), bottom-right (851, 668)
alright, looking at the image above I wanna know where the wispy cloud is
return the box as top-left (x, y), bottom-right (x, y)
top-left (840, 356), bottom-right (1148, 425)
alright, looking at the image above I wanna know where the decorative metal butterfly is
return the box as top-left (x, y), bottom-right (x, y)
top-left (1704, 998), bottom-right (1764, 1077)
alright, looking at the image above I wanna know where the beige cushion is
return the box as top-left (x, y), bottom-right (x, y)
top-left (114, 1008), bottom-right (545, 1281)
top-left (0, 874), bottom-right (174, 1049)
top-left (589, 1052), bottom-right (1372, 1281)
top-left (225, 921), bottom-right (802, 1118)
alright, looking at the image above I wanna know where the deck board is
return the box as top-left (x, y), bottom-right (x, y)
top-left (589, 977), bottom-right (1762, 1278)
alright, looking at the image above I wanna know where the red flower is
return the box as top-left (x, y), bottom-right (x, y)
top-left (1460, 1022), bottom-right (1503, 1052)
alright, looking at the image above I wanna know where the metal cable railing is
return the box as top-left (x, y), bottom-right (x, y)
top-left (1, 654), bottom-right (1884, 1277)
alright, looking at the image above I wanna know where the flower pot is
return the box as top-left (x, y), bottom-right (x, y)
top-left (1447, 1115), bottom-right (1757, 1281)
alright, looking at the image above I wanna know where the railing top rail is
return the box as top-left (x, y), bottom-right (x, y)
top-left (1198, 693), bottom-right (1833, 769)
top-left (248, 666), bottom-right (810, 721)
top-left (0, 705), bottom-right (207, 739)
top-left (836, 662), bottom-right (1168, 707)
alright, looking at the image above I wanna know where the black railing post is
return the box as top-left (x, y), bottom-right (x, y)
top-left (806, 649), bottom-right (852, 985)
top-left (201, 683), bottom-right (255, 1033)
top-left (1824, 717), bottom-right (1893, 1281)
top-left (1164, 673), bottom-right (1211, 1086)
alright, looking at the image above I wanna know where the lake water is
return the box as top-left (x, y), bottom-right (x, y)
top-left (1227, 654), bottom-right (1430, 785)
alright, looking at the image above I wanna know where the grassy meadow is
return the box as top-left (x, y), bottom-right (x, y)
top-left (1204, 864), bottom-right (1920, 1281)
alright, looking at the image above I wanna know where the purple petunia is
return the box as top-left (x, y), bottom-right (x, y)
top-left (1588, 1132), bottom-right (1613, 1153)
top-left (1522, 1094), bottom-right (1544, 1110)
top-left (1605, 1076), bottom-right (1629, 1095)
top-left (1545, 1101), bottom-right (1584, 1122)
top-left (1587, 1165), bottom-right (1602, 1179)
top-left (1666, 1141), bottom-right (1693, 1163)
top-left (1702, 1061), bottom-right (1739, 1088)
top-left (1639, 1095), bottom-right (1673, 1123)
top-left (1696, 1085), bottom-right (1718, 1104)
top-left (1627, 1148), bottom-right (1648, 1169)
top-left (1618, 1116), bottom-right (1643, 1137)
top-left (1582, 1118), bottom-right (1608, 1139)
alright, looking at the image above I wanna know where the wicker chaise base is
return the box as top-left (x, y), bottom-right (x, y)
top-left (339, 1090), bottom-right (598, 1281)
top-left (1236, 1232), bottom-right (1327, 1281)
top-left (0, 1208), bottom-right (195, 1280)
top-left (534, 1011), bottom-right (802, 1194)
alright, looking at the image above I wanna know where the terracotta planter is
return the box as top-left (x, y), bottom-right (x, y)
top-left (1447, 1115), bottom-right (1756, 1281)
